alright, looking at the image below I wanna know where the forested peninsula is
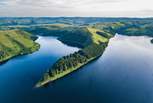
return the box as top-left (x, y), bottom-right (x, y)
top-left (35, 27), bottom-right (113, 87)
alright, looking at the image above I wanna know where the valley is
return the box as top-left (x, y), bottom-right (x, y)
top-left (0, 17), bottom-right (153, 103)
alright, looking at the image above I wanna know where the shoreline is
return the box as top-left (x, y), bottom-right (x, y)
top-left (35, 53), bottom-right (103, 88)
top-left (35, 26), bottom-right (111, 88)
top-left (0, 44), bottom-right (40, 65)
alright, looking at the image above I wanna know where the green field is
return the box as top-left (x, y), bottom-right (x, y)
top-left (0, 30), bottom-right (40, 63)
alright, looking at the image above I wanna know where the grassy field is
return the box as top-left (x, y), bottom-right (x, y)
top-left (0, 30), bottom-right (40, 63)
top-left (87, 27), bottom-right (110, 44)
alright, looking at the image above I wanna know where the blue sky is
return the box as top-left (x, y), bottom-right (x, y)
top-left (0, 0), bottom-right (153, 17)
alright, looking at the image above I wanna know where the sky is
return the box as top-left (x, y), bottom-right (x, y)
top-left (0, 0), bottom-right (153, 17)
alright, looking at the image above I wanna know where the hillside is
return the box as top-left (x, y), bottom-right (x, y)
top-left (92, 21), bottom-right (153, 37)
top-left (36, 26), bottom-right (112, 87)
top-left (0, 30), bottom-right (40, 63)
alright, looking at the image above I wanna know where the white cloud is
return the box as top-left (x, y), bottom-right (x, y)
top-left (0, 0), bottom-right (153, 17)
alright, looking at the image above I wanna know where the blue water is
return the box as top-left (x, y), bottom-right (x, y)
top-left (1, 35), bottom-right (153, 103)
top-left (0, 36), bottom-right (79, 103)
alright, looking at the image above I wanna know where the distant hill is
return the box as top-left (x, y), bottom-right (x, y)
top-left (0, 17), bottom-right (153, 26)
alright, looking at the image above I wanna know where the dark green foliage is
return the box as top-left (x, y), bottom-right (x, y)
top-left (58, 27), bottom-right (92, 48)
top-left (47, 42), bottom-right (107, 77)
top-left (96, 31), bottom-right (110, 38)
top-left (48, 51), bottom-right (88, 77)
top-left (25, 26), bottom-right (92, 48)
top-left (0, 50), bottom-right (5, 59)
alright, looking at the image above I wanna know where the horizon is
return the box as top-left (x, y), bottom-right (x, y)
top-left (0, 0), bottom-right (153, 17)
top-left (0, 16), bottom-right (153, 18)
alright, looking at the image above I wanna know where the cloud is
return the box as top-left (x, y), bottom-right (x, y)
top-left (0, 0), bottom-right (153, 17)
top-left (0, 0), bottom-right (121, 8)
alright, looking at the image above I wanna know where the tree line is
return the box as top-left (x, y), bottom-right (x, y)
top-left (41, 42), bottom-right (108, 81)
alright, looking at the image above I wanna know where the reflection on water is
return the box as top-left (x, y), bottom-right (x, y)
top-left (0, 35), bottom-right (153, 103)
top-left (0, 36), bottom-right (79, 103)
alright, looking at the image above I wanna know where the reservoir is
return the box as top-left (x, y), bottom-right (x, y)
top-left (0, 34), bottom-right (153, 103)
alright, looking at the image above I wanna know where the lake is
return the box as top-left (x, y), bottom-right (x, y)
top-left (0, 34), bottom-right (153, 103)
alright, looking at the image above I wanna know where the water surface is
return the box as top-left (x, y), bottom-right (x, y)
top-left (1, 35), bottom-right (153, 103)
top-left (0, 36), bottom-right (79, 103)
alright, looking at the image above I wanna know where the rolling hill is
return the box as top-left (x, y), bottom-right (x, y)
top-left (0, 30), bottom-right (40, 63)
